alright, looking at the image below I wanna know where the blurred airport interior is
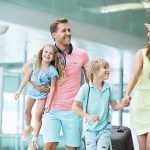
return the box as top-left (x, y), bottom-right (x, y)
top-left (0, 0), bottom-right (150, 149)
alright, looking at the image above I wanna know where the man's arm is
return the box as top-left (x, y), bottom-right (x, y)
top-left (31, 81), bottom-right (50, 93)
top-left (83, 67), bottom-right (89, 83)
top-left (82, 51), bottom-right (89, 83)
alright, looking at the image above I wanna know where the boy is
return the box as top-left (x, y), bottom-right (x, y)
top-left (72, 58), bottom-right (130, 150)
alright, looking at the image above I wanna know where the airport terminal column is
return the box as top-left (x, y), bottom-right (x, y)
top-left (0, 67), bottom-right (3, 134)
top-left (20, 41), bottom-right (28, 150)
top-left (118, 51), bottom-right (124, 126)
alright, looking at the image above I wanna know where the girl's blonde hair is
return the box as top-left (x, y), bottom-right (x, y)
top-left (86, 58), bottom-right (109, 81)
top-left (34, 44), bottom-right (65, 81)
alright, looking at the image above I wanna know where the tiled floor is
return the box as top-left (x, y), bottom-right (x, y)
top-left (0, 111), bottom-right (139, 150)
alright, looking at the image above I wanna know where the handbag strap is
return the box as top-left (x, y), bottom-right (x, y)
top-left (85, 83), bottom-right (90, 113)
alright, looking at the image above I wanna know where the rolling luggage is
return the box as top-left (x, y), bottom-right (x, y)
top-left (110, 125), bottom-right (134, 150)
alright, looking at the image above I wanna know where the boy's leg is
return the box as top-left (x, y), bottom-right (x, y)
top-left (97, 124), bottom-right (112, 150)
top-left (84, 130), bottom-right (97, 150)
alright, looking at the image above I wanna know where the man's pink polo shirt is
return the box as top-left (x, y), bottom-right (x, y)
top-left (47, 47), bottom-right (89, 110)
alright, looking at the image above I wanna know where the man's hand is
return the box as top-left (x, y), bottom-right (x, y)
top-left (30, 80), bottom-right (50, 93)
top-left (44, 101), bottom-right (51, 113)
top-left (35, 84), bottom-right (50, 93)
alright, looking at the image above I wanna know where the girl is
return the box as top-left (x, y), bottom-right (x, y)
top-left (72, 58), bottom-right (129, 150)
top-left (14, 44), bottom-right (65, 150)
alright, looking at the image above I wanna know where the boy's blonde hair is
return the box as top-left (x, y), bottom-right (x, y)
top-left (86, 58), bottom-right (109, 81)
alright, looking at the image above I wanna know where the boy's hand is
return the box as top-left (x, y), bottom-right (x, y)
top-left (87, 114), bottom-right (100, 122)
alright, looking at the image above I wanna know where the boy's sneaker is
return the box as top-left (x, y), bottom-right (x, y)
top-left (21, 126), bottom-right (34, 141)
top-left (27, 141), bottom-right (39, 150)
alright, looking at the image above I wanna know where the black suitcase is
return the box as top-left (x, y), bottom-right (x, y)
top-left (110, 126), bottom-right (134, 150)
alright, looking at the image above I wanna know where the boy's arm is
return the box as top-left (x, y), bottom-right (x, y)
top-left (72, 101), bottom-right (89, 119)
top-left (72, 100), bottom-right (99, 122)
top-left (110, 100), bottom-right (124, 111)
top-left (44, 77), bottom-right (57, 112)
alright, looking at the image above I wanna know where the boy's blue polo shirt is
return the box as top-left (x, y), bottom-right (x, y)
top-left (75, 81), bottom-right (117, 131)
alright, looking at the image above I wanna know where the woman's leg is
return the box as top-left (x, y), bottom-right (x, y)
top-left (137, 133), bottom-right (147, 150)
top-left (146, 132), bottom-right (150, 150)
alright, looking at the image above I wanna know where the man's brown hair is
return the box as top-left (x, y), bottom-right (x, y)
top-left (50, 18), bottom-right (69, 34)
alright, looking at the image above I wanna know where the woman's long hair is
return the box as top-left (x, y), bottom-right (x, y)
top-left (34, 44), bottom-right (65, 82)
top-left (144, 44), bottom-right (150, 61)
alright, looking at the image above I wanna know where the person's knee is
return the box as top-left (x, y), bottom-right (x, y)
top-left (65, 145), bottom-right (77, 150)
top-left (44, 142), bottom-right (58, 150)
top-left (98, 136), bottom-right (111, 149)
top-left (35, 113), bottom-right (42, 122)
top-left (24, 108), bottom-right (31, 116)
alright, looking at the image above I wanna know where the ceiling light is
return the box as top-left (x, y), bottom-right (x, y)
top-left (81, 2), bottom-right (150, 13)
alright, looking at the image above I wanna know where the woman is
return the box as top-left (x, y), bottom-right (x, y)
top-left (124, 23), bottom-right (150, 150)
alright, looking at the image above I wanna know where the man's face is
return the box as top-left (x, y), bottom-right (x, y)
top-left (52, 23), bottom-right (71, 46)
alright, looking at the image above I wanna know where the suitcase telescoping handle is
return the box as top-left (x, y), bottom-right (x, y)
top-left (117, 126), bottom-right (125, 133)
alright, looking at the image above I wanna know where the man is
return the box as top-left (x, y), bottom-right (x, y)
top-left (42, 18), bottom-right (89, 150)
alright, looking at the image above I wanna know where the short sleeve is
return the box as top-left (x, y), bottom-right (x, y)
top-left (29, 63), bottom-right (34, 73)
top-left (109, 84), bottom-right (117, 101)
top-left (47, 65), bottom-right (59, 80)
top-left (75, 84), bottom-right (89, 103)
